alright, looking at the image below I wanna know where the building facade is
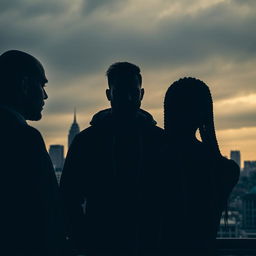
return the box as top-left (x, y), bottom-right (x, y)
top-left (49, 144), bottom-right (64, 170)
top-left (242, 186), bottom-right (256, 238)
top-left (230, 150), bottom-right (241, 169)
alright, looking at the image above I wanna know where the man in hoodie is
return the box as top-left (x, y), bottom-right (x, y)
top-left (60, 62), bottom-right (164, 255)
top-left (0, 50), bottom-right (64, 255)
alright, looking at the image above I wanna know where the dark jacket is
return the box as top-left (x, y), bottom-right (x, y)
top-left (60, 108), bottom-right (165, 255)
top-left (0, 107), bottom-right (65, 256)
top-left (159, 140), bottom-right (240, 255)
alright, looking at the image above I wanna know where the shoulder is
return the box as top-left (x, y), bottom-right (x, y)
top-left (78, 126), bottom-right (97, 138)
top-left (74, 126), bottom-right (99, 144)
top-left (2, 125), bottom-right (48, 167)
top-left (221, 157), bottom-right (240, 176)
top-left (217, 157), bottom-right (240, 185)
top-left (25, 125), bottom-right (43, 137)
top-left (24, 125), bottom-right (44, 142)
top-left (20, 125), bottom-right (46, 151)
top-left (152, 125), bottom-right (165, 134)
top-left (2, 122), bottom-right (45, 147)
top-left (145, 125), bottom-right (165, 137)
top-left (68, 126), bottom-right (100, 153)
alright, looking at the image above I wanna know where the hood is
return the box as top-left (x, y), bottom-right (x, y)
top-left (90, 108), bottom-right (157, 128)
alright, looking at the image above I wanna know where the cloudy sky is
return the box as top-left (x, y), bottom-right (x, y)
top-left (1, 0), bottom-right (255, 166)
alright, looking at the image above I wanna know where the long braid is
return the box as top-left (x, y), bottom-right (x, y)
top-left (198, 86), bottom-right (229, 227)
top-left (199, 86), bottom-right (221, 158)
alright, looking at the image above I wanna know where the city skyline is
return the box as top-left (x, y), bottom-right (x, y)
top-left (2, 0), bottom-right (254, 162)
top-left (39, 106), bottom-right (256, 166)
top-left (47, 112), bottom-right (255, 169)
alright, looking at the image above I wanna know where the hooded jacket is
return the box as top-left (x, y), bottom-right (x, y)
top-left (60, 108), bottom-right (164, 255)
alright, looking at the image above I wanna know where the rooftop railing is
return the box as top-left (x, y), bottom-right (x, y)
top-left (217, 238), bottom-right (256, 255)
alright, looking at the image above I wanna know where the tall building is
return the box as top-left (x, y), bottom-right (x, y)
top-left (243, 161), bottom-right (256, 177)
top-left (49, 144), bottom-right (64, 170)
top-left (244, 161), bottom-right (256, 171)
top-left (230, 150), bottom-right (241, 169)
top-left (68, 108), bottom-right (80, 148)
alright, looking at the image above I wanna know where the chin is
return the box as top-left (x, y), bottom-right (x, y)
top-left (27, 112), bottom-right (42, 121)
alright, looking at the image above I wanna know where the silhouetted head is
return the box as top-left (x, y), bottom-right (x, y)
top-left (164, 77), bottom-right (221, 156)
top-left (0, 50), bottom-right (48, 121)
top-left (106, 62), bottom-right (144, 118)
top-left (164, 77), bottom-right (212, 133)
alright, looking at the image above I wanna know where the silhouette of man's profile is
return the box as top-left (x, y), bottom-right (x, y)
top-left (0, 50), bottom-right (64, 256)
top-left (60, 62), bottom-right (164, 256)
top-left (160, 77), bottom-right (240, 256)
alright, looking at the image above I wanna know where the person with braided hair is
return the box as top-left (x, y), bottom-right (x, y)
top-left (160, 77), bottom-right (240, 256)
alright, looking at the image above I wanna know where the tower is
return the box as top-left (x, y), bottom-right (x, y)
top-left (230, 150), bottom-right (241, 169)
top-left (68, 108), bottom-right (80, 148)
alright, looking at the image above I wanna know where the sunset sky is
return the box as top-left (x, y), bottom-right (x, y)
top-left (1, 0), bottom-right (255, 166)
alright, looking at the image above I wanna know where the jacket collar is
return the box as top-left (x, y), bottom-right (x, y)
top-left (90, 108), bottom-right (157, 128)
top-left (0, 105), bottom-right (27, 126)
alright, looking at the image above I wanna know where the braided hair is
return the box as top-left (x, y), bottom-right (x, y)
top-left (164, 77), bottom-right (221, 157)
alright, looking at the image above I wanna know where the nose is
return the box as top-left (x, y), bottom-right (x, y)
top-left (43, 88), bottom-right (48, 100)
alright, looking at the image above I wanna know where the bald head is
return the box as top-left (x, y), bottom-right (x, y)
top-left (0, 50), bottom-right (48, 121)
top-left (0, 50), bottom-right (47, 83)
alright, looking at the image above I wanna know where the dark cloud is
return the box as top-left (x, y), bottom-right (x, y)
top-left (1, 0), bottom-right (255, 84)
top-left (82, 0), bottom-right (125, 14)
top-left (1, 0), bottom-right (256, 139)
top-left (216, 109), bottom-right (256, 130)
top-left (0, 0), bottom-right (68, 20)
top-left (0, 0), bottom-right (24, 13)
top-left (232, 0), bottom-right (256, 6)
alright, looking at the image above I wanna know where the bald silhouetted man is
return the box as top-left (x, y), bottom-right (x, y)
top-left (0, 50), bottom-right (64, 256)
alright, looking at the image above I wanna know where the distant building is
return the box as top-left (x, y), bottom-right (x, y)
top-left (244, 161), bottom-right (256, 171)
top-left (217, 211), bottom-right (241, 238)
top-left (218, 218), bottom-right (239, 238)
top-left (242, 186), bottom-right (256, 238)
top-left (230, 150), bottom-right (241, 169)
top-left (242, 161), bottom-right (256, 177)
top-left (49, 145), bottom-right (64, 170)
top-left (68, 108), bottom-right (80, 148)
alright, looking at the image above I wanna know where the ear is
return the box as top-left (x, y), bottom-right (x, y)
top-left (140, 88), bottom-right (144, 101)
top-left (106, 89), bottom-right (111, 101)
top-left (21, 76), bottom-right (30, 96)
